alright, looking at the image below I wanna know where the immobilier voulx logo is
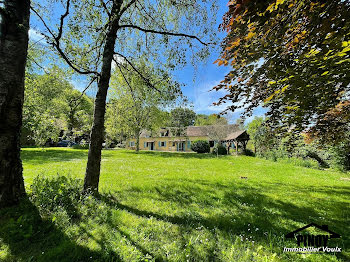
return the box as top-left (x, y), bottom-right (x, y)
top-left (284, 223), bottom-right (342, 253)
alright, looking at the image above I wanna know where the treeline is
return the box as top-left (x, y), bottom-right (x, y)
top-left (23, 61), bottom-right (230, 149)
top-left (22, 66), bottom-right (93, 146)
top-left (247, 117), bottom-right (350, 172)
top-left (25, 47), bottom-right (234, 149)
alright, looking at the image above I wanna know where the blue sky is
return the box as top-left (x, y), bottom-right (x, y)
top-left (171, 1), bottom-right (266, 123)
top-left (29, 0), bottom-right (266, 123)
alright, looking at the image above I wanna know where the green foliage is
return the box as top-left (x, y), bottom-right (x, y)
top-left (72, 144), bottom-right (89, 150)
top-left (23, 66), bottom-right (93, 146)
top-left (242, 148), bottom-right (255, 157)
top-left (212, 143), bottom-right (227, 155)
top-left (30, 175), bottom-right (82, 218)
top-left (34, 0), bottom-right (218, 77)
top-left (215, 0), bottom-right (350, 143)
top-left (170, 107), bottom-right (196, 127)
top-left (63, 88), bottom-right (94, 136)
top-left (191, 140), bottom-right (210, 153)
top-left (246, 117), bottom-right (277, 156)
top-left (106, 61), bottom-right (180, 149)
top-left (329, 142), bottom-right (350, 172)
top-left (195, 114), bottom-right (228, 126)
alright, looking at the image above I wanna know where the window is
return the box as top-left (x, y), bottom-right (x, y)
top-left (129, 141), bottom-right (135, 147)
top-left (172, 142), bottom-right (176, 147)
top-left (159, 141), bottom-right (166, 147)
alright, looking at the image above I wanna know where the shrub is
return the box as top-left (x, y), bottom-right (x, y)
top-left (72, 144), bottom-right (89, 149)
top-left (191, 140), bottom-right (210, 153)
top-left (212, 143), bottom-right (227, 155)
top-left (30, 174), bottom-right (83, 218)
top-left (329, 142), bottom-right (350, 171)
top-left (243, 149), bottom-right (255, 157)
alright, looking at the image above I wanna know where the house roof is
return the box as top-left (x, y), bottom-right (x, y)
top-left (186, 125), bottom-right (240, 137)
top-left (224, 130), bottom-right (249, 141)
top-left (140, 124), bottom-right (246, 139)
top-left (140, 130), bottom-right (152, 138)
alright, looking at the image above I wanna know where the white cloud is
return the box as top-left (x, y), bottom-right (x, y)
top-left (111, 54), bottom-right (126, 70)
top-left (191, 78), bottom-right (267, 124)
top-left (29, 28), bottom-right (45, 43)
top-left (192, 80), bottom-right (227, 113)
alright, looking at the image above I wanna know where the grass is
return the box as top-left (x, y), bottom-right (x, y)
top-left (0, 148), bottom-right (349, 261)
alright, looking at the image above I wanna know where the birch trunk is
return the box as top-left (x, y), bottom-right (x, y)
top-left (84, 0), bottom-right (122, 192)
top-left (0, 0), bottom-right (30, 207)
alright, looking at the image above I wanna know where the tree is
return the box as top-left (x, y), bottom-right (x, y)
top-left (23, 67), bottom-right (69, 145)
top-left (64, 88), bottom-right (94, 138)
top-left (168, 107), bottom-right (196, 136)
top-left (246, 117), bottom-right (265, 154)
top-left (195, 114), bottom-right (228, 126)
top-left (0, 0), bottom-right (30, 207)
top-left (22, 66), bottom-right (93, 146)
top-left (214, 0), bottom-right (350, 142)
top-left (207, 125), bottom-right (232, 157)
top-left (32, 0), bottom-right (218, 192)
top-left (107, 62), bottom-right (180, 151)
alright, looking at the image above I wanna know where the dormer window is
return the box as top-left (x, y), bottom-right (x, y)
top-left (160, 130), bottom-right (169, 137)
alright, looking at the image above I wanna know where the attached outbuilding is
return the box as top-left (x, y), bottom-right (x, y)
top-left (223, 130), bottom-right (250, 154)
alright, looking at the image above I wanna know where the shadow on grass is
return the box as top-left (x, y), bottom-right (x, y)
top-left (21, 148), bottom-right (89, 165)
top-left (123, 150), bottom-right (229, 159)
top-left (0, 197), bottom-right (118, 262)
top-left (97, 181), bottom-right (349, 261)
top-left (20, 148), bottom-right (110, 165)
top-left (2, 180), bottom-right (348, 261)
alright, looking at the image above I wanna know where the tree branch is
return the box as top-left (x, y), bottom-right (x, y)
top-left (100, 0), bottom-right (111, 17)
top-left (113, 52), bottom-right (160, 93)
top-left (30, 5), bottom-right (99, 76)
top-left (119, 0), bottom-right (137, 17)
top-left (70, 76), bottom-right (98, 109)
top-left (115, 62), bottom-right (136, 103)
top-left (56, 0), bottom-right (70, 41)
top-left (119, 24), bottom-right (209, 45)
top-left (27, 56), bottom-right (49, 74)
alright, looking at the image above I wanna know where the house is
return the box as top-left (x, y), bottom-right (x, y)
top-left (126, 124), bottom-right (250, 153)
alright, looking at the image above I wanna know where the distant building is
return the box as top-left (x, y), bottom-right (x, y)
top-left (126, 125), bottom-right (250, 153)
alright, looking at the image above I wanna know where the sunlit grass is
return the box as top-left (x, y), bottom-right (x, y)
top-left (0, 148), bottom-right (349, 261)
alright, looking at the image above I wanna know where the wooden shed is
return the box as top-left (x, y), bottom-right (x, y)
top-left (223, 130), bottom-right (250, 153)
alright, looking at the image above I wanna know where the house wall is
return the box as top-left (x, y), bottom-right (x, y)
top-left (126, 136), bottom-right (209, 152)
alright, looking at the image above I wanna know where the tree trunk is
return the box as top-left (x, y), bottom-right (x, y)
top-left (254, 142), bottom-right (256, 154)
top-left (67, 107), bottom-right (74, 135)
top-left (84, 1), bottom-right (122, 192)
top-left (0, 0), bottom-right (30, 207)
top-left (135, 133), bottom-right (140, 152)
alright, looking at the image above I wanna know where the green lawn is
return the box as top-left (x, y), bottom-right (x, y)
top-left (1, 148), bottom-right (349, 261)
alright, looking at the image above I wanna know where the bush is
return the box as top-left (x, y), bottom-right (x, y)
top-left (243, 149), bottom-right (255, 157)
top-left (72, 144), bottom-right (89, 149)
top-left (191, 140), bottom-right (210, 153)
top-left (212, 143), bottom-right (227, 155)
top-left (30, 174), bottom-right (83, 218)
top-left (329, 142), bottom-right (350, 171)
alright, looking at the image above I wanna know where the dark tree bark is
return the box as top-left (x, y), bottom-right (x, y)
top-left (135, 130), bottom-right (140, 152)
top-left (83, 0), bottom-right (123, 192)
top-left (0, 0), bottom-right (30, 207)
